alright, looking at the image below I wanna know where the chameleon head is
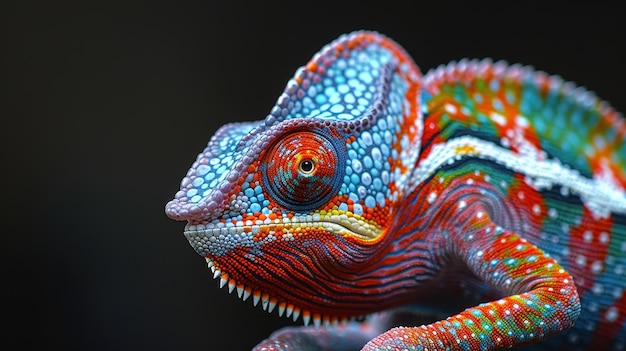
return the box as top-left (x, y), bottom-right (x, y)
top-left (165, 31), bottom-right (423, 323)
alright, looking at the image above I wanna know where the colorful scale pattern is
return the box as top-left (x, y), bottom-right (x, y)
top-left (166, 31), bottom-right (626, 350)
top-left (422, 59), bottom-right (626, 189)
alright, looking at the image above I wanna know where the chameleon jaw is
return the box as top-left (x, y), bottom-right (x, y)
top-left (204, 256), bottom-right (370, 327)
top-left (182, 214), bottom-right (384, 327)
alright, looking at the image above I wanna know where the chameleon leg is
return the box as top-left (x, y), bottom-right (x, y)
top-left (252, 309), bottom-right (451, 351)
top-left (252, 318), bottom-right (382, 351)
top-left (362, 211), bottom-right (581, 351)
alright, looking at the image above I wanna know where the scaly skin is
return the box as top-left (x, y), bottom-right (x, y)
top-left (165, 31), bottom-right (626, 350)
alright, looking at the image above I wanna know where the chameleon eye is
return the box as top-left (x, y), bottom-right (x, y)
top-left (262, 130), bottom-right (345, 211)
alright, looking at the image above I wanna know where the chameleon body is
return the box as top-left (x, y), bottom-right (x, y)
top-left (165, 31), bottom-right (626, 350)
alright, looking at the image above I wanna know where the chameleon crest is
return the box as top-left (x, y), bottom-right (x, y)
top-left (167, 31), bottom-right (626, 350)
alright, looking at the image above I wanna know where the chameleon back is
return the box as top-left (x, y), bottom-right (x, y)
top-left (420, 59), bottom-right (626, 349)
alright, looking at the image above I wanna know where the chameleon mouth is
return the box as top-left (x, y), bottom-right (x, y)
top-left (204, 256), bottom-right (368, 327)
top-left (184, 213), bottom-right (383, 243)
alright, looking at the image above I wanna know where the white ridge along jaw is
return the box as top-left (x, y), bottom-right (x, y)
top-left (183, 215), bottom-right (383, 257)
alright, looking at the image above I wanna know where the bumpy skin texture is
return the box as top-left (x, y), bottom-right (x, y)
top-left (166, 31), bottom-right (626, 350)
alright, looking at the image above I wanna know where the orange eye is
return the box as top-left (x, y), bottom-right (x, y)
top-left (261, 130), bottom-right (345, 211)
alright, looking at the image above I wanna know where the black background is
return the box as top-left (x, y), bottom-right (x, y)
top-left (3, 2), bottom-right (625, 350)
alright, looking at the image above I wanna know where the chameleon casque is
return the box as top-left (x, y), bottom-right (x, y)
top-left (165, 31), bottom-right (626, 350)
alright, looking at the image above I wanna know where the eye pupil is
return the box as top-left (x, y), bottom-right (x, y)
top-left (299, 159), bottom-right (315, 174)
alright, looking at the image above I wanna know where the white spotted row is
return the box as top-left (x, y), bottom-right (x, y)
top-left (408, 135), bottom-right (626, 219)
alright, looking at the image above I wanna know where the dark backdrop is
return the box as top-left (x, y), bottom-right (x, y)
top-left (3, 2), bottom-right (625, 350)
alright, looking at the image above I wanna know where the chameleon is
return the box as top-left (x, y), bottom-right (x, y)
top-left (165, 31), bottom-right (626, 350)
